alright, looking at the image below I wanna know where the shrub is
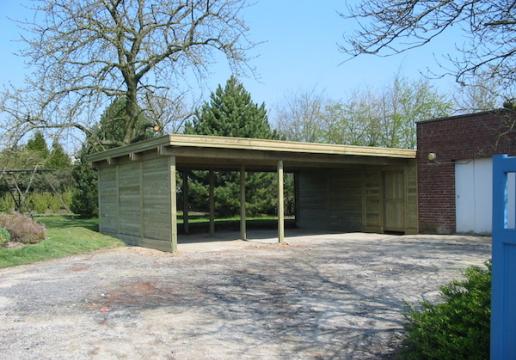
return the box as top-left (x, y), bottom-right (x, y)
top-left (47, 193), bottom-right (62, 213)
top-left (398, 262), bottom-right (491, 360)
top-left (0, 227), bottom-right (10, 246)
top-left (28, 192), bottom-right (50, 214)
top-left (70, 149), bottom-right (98, 218)
top-left (0, 195), bottom-right (15, 212)
top-left (23, 192), bottom-right (72, 214)
top-left (0, 212), bottom-right (46, 244)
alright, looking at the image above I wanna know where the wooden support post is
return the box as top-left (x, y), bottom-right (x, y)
top-left (209, 170), bottom-right (215, 236)
top-left (169, 156), bottom-right (178, 252)
top-left (115, 164), bottom-right (120, 235)
top-left (97, 167), bottom-right (102, 233)
top-left (139, 161), bottom-right (144, 244)
top-left (240, 166), bottom-right (246, 240)
top-left (182, 170), bottom-right (189, 234)
top-left (277, 160), bottom-right (285, 243)
top-left (294, 171), bottom-right (299, 227)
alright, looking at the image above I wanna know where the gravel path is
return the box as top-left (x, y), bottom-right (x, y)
top-left (0, 231), bottom-right (490, 360)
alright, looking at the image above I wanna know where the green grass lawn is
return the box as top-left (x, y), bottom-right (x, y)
top-left (177, 213), bottom-right (280, 223)
top-left (0, 213), bottom-right (293, 268)
top-left (0, 216), bottom-right (123, 269)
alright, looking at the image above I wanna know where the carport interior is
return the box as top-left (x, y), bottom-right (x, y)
top-left (90, 134), bottom-right (417, 252)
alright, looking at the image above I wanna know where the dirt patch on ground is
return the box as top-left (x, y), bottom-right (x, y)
top-left (94, 281), bottom-right (167, 309)
top-left (0, 231), bottom-right (490, 359)
top-left (68, 263), bottom-right (90, 272)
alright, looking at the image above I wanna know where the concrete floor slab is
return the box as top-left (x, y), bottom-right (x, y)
top-left (0, 232), bottom-right (491, 359)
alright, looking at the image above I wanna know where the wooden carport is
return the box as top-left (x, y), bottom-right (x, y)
top-left (89, 134), bottom-right (417, 252)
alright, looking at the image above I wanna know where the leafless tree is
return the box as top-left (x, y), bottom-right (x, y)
top-left (1, 0), bottom-right (252, 147)
top-left (275, 89), bottom-right (326, 143)
top-left (275, 77), bottom-right (452, 149)
top-left (454, 75), bottom-right (509, 112)
top-left (142, 88), bottom-right (197, 134)
top-left (340, 0), bottom-right (515, 95)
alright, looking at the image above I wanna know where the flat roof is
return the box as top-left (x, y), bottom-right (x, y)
top-left (416, 108), bottom-right (511, 124)
top-left (88, 134), bottom-right (416, 163)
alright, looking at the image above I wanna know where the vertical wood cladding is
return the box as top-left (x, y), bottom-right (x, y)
top-left (97, 154), bottom-right (172, 251)
top-left (297, 162), bottom-right (417, 234)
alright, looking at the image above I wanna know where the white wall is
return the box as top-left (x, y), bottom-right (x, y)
top-left (455, 158), bottom-right (516, 234)
top-left (508, 172), bottom-right (516, 230)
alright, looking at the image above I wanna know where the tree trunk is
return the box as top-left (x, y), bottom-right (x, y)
top-left (124, 77), bottom-right (139, 145)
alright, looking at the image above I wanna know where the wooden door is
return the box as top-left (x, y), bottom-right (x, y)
top-left (384, 171), bottom-right (405, 231)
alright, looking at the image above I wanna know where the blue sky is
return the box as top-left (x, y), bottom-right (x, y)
top-left (0, 0), bottom-right (463, 118)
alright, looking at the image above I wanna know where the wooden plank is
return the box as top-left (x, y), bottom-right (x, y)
top-left (115, 164), bottom-right (120, 234)
top-left (209, 170), bottom-right (215, 236)
top-left (294, 172), bottom-right (299, 226)
top-left (129, 152), bottom-right (141, 161)
top-left (169, 156), bottom-right (177, 252)
top-left (277, 160), bottom-right (285, 243)
top-left (116, 162), bottom-right (143, 239)
top-left (182, 170), bottom-right (189, 234)
top-left (240, 165), bottom-right (246, 240)
top-left (363, 169), bottom-right (383, 232)
top-left (383, 171), bottom-right (405, 231)
top-left (140, 238), bottom-right (176, 252)
top-left (404, 161), bottom-right (419, 234)
top-left (168, 134), bottom-right (416, 158)
top-left (172, 147), bottom-right (409, 167)
top-left (97, 168), bottom-right (103, 232)
top-left (88, 133), bottom-right (416, 163)
top-left (139, 161), bottom-right (144, 244)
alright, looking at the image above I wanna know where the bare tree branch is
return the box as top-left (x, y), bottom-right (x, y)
top-left (1, 0), bottom-right (253, 147)
top-left (340, 0), bottom-right (516, 92)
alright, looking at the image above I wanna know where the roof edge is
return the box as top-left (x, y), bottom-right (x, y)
top-left (417, 108), bottom-right (512, 125)
top-left (86, 135), bottom-right (171, 162)
top-left (87, 134), bottom-right (416, 163)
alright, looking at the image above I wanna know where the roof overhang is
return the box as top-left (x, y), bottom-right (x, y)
top-left (88, 134), bottom-right (416, 170)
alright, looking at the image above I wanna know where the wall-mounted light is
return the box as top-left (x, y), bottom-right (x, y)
top-left (427, 152), bottom-right (437, 161)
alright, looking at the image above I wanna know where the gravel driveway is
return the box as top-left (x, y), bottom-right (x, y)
top-left (0, 231), bottom-right (490, 360)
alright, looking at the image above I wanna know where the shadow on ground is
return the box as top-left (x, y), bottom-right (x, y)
top-left (92, 234), bottom-right (490, 359)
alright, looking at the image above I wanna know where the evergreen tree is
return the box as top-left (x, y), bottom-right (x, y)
top-left (184, 76), bottom-right (279, 216)
top-left (185, 76), bottom-right (277, 139)
top-left (25, 131), bottom-right (49, 160)
top-left (71, 97), bottom-right (153, 217)
top-left (46, 141), bottom-right (71, 169)
top-left (70, 148), bottom-right (98, 218)
top-left (93, 97), bottom-right (154, 149)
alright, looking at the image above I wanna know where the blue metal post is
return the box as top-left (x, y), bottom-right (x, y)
top-left (491, 154), bottom-right (516, 359)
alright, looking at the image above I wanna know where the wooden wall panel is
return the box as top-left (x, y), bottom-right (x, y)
top-left (98, 166), bottom-right (118, 234)
top-left (297, 169), bottom-right (362, 231)
top-left (118, 162), bottom-right (141, 244)
top-left (296, 171), bottom-right (329, 229)
top-left (405, 160), bottom-right (418, 234)
top-left (297, 162), bottom-right (418, 234)
top-left (142, 157), bottom-right (171, 247)
top-left (328, 171), bottom-right (363, 230)
top-left (363, 169), bottom-right (383, 233)
top-left (97, 154), bottom-right (173, 251)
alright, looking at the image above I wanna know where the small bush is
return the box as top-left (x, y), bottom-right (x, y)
top-left (0, 195), bottom-right (15, 212)
top-left (70, 158), bottom-right (98, 218)
top-left (28, 192), bottom-right (50, 214)
top-left (28, 192), bottom-right (63, 214)
top-left (398, 262), bottom-right (491, 360)
top-left (0, 212), bottom-right (46, 244)
top-left (0, 227), bottom-right (10, 246)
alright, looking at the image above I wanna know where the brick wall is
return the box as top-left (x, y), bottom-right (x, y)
top-left (417, 109), bottom-right (516, 234)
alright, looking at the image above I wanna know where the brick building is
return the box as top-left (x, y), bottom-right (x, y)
top-left (417, 109), bottom-right (516, 234)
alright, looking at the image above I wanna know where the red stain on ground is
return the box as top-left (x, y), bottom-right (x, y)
top-left (89, 281), bottom-right (174, 312)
